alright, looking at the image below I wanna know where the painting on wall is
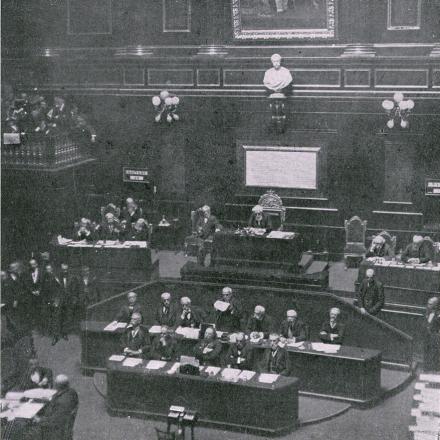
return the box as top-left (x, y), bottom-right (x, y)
top-left (231, 0), bottom-right (336, 40)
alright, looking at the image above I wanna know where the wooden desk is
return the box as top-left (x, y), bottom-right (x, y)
top-left (106, 360), bottom-right (299, 435)
top-left (212, 230), bottom-right (303, 271)
top-left (50, 240), bottom-right (154, 282)
top-left (83, 321), bottom-right (382, 404)
top-left (357, 260), bottom-right (440, 309)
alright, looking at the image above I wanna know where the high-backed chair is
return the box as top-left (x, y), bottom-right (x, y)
top-left (344, 216), bottom-right (367, 268)
top-left (258, 190), bottom-right (286, 231)
top-left (100, 203), bottom-right (121, 223)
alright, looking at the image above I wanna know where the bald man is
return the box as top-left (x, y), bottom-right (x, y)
top-left (246, 305), bottom-right (273, 339)
top-left (114, 291), bottom-right (142, 323)
top-left (423, 297), bottom-right (440, 371)
top-left (280, 309), bottom-right (306, 341)
top-left (320, 308), bottom-right (345, 344)
top-left (357, 268), bottom-right (384, 316)
top-left (402, 235), bottom-right (433, 264)
top-left (120, 312), bottom-right (150, 357)
top-left (155, 292), bottom-right (177, 327)
top-left (33, 374), bottom-right (79, 440)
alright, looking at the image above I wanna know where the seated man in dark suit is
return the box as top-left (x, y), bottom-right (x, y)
top-left (258, 334), bottom-right (290, 376)
top-left (319, 307), bottom-right (345, 344)
top-left (21, 356), bottom-right (53, 390)
top-left (193, 326), bottom-right (222, 367)
top-left (120, 197), bottom-right (143, 225)
top-left (366, 235), bottom-right (393, 258)
top-left (175, 297), bottom-right (205, 328)
top-left (155, 292), bottom-right (177, 327)
top-left (280, 309), bottom-right (306, 341)
top-left (224, 332), bottom-right (253, 369)
top-left (248, 205), bottom-right (272, 230)
top-left (120, 312), bottom-right (150, 357)
top-left (97, 212), bottom-right (121, 241)
top-left (33, 374), bottom-right (79, 440)
top-left (246, 305), bottom-right (273, 339)
top-left (73, 217), bottom-right (95, 242)
top-left (127, 218), bottom-right (150, 241)
top-left (114, 291), bottom-right (142, 323)
top-left (401, 235), bottom-right (433, 264)
top-left (357, 268), bottom-right (385, 316)
top-left (214, 286), bottom-right (243, 333)
top-left (423, 297), bottom-right (440, 372)
top-left (150, 326), bottom-right (178, 362)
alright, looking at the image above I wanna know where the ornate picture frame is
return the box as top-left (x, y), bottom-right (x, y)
top-left (231, 0), bottom-right (336, 40)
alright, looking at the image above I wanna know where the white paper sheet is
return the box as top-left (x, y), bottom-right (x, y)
top-left (23, 388), bottom-right (57, 401)
top-left (221, 368), bottom-right (241, 380)
top-left (205, 366), bottom-right (221, 376)
top-left (122, 357), bottom-right (143, 367)
top-left (104, 321), bottom-right (119, 331)
top-left (109, 355), bottom-right (125, 362)
top-left (149, 325), bottom-right (162, 334)
top-left (266, 231), bottom-right (295, 240)
top-left (175, 326), bottom-right (200, 339)
top-left (167, 362), bottom-right (180, 375)
top-left (146, 360), bottom-right (167, 370)
top-left (420, 374), bottom-right (440, 383)
top-left (214, 300), bottom-right (230, 312)
top-left (13, 402), bottom-right (45, 419)
top-left (258, 373), bottom-right (279, 384)
top-left (238, 370), bottom-right (256, 381)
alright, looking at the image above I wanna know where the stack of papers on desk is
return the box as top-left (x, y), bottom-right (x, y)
top-left (175, 326), bottom-right (200, 339)
top-left (5, 392), bottom-right (25, 401)
top-left (57, 236), bottom-right (72, 245)
top-left (287, 340), bottom-right (305, 348)
top-left (311, 343), bottom-right (341, 353)
top-left (123, 241), bottom-right (147, 248)
top-left (267, 231), bottom-right (295, 240)
top-left (104, 321), bottom-right (127, 332)
top-left (238, 370), bottom-right (256, 381)
top-left (146, 360), bottom-right (167, 370)
top-left (248, 227), bottom-right (266, 236)
top-left (109, 355), bottom-right (125, 362)
top-left (167, 362), bottom-right (180, 375)
top-left (258, 373), bottom-right (279, 384)
top-left (23, 388), bottom-right (57, 401)
top-left (122, 357), bottom-right (143, 367)
top-left (221, 368), bottom-right (241, 381)
top-left (205, 366), bottom-right (221, 376)
top-left (13, 402), bottom-right (45, 419)
top-left (149, 325), bottom-right (162, 334)
top-left (420, 374), bottom-right (440, 383)
top-left (214, 300), bottom-right (230, 312)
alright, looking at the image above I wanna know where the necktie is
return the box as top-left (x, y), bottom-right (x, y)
top-left (288, 323), bottom-right (293, 339)
top-left (63, 278), bottom-right (67, 288)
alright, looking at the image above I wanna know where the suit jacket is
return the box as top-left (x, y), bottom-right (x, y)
top-left (248, 212), bottom-right (272, 230)
top-left (98, 223), bottom-right (120, 240)
top-left (320, 321), bottom-right (345, 344)
top-left (195, 214), bottom-right (220, 240)
top-left (155, 303), bottom-right (177, 327)
top-left (424, 311), bottom-right (440, 336)
top-left (126, 228), bottom-right (149, 242)
top-left (27, 267), bottom-right (43, 294)
top-left (115, 303), bottom-right (142, 323)
top-left (175, 306), bottom-right (205, 328)
top-left (41, 273), bottom-right (65, 307)
top-left (59, 272), bottom-right (78, 306)
top-left (259, 348), bottom-right (290, 376)
top-left (39, 387), bottom-right (79, 440)
top-left (151, 335), bottom-right (177, 361)
top-left (246, 315), bottom-right (273, 338)
top-left (358, 278), bottom-right (385, 315)
top-left (21, 366), bottom-right (53, 390)
top-left (120, 327), bottom-right (150, 356)
top-left (366, 242), bottom-right (393, 258)
top-left (280, 319), bottom-right (306, 341)
top-left (120, 206), bottom-right (143, 224)
top-left (73, 227), bottom-right (95, 242)
top-left (225, 343), bottom-right (253, 369)
top-left (214, 298), bottom-right (243, 332)
top-left (402, 243), bottom-right (433, 264)
top-left (193, 339), bottom-right (222, 366)
top-left (77, 276), bottom-right (99, 306)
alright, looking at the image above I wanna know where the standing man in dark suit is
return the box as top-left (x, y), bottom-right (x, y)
top-left (59, 263), bottom-right (78, 334)
top-left (114, 291), bottom-right (142, 323)
top-left (423, 297), bottom-right (440, 372)
top-left (248, 205), bottom-right (272, 230)
top-left (120, 312), bottom-right (150, 358)
top-left (155, 292), bottom-right (177, 327)
top-left (27, 258), bottom-right (43, 331)
top-left (319, 307), bottom-right (345, 344)
top-left (280, 309), bottom-right (306, 341)
top-left (120, 197), bottom-right (143, 225)
top-left (246, 305), bottom-right (273, 339)
top-left (33, 374), bottom-right (79, 440)
top-left (214, 286), bottom-right (243, 333)
top-left (259, 334), bottom-right (290, 376)
top-left (225, 332), bottom-right (253, 369)
top-left (357, 268), bottom-right (385, 316)
top-left (175, 297), bottom-right (205, 328)
top-left (76, 266), bottom-right (99, 324)
top-left (194, 205), bottom-right (221, 266)
top-left (20, 356), bottom-right (53, 390)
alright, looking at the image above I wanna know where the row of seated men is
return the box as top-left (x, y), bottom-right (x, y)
top-left (366, 232), bottom-right (437, 263)
top-left (2, 257), bottom-right (99, 345)
top-left (111, 289), bottom-right (346, 375)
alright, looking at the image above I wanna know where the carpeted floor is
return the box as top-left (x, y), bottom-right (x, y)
top-left (31, 252), bottom-right (415, 440)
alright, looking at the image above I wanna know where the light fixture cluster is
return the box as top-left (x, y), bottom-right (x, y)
top-left (152, 90), bottom-right (180, 124)
top-left (382, 92), bottom-right (414, 129)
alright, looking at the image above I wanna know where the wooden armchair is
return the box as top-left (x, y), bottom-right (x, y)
top-left (344, 216), bottom-right (367, 268)
top-left (258, 190), bottom-right (286, 231)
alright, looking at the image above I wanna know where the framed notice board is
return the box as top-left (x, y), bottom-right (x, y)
top-left (425, 179), bottom-right (440, 196)
top-left (123, 167), bottom-right (150, 184)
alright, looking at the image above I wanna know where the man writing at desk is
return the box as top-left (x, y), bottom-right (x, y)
top-left (248, 205), bottom-right (272, 230)
top-left (320, 307), bottom-right (345, 344)
top-left (401, 235), bottom-right (433, 264)
top-left (120, 312), bottom-right (150, 358)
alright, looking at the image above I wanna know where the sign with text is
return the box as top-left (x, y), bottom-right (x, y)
top-left (123, 167), bottom-right (150, 183)
top-left (425, 179), bottom-right (440, 196)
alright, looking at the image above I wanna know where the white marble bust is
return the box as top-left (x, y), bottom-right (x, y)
top-left (263, 53), bottom-right (293, 95)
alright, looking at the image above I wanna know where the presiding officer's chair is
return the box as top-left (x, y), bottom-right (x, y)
top-left (100, 203), bottom-right (121, 223)
top-left (344, 215), bottom-right (367, 268)
top-left (258, 190), bottom-right (286, 231)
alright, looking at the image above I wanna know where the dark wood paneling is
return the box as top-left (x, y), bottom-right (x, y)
top-left (67, 0), bottom-right (113, 35)
top-left (197, 69), bottom-right (221, 86)
top-left (147, 68), bottom-right (194, 86)
top-left (162, 0), bottom-right (191, 32)
top-left (374, 69), bottom-right (429, 88)
top-left (344, 69), bottom-right (371, 88)
top-left (292, 69), bottom-right (341, 88)
top-left (123, 67), bottom-right (145, 86)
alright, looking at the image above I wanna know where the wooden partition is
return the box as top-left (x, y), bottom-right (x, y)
top-left (87, 279), bottom-right (414, 368)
